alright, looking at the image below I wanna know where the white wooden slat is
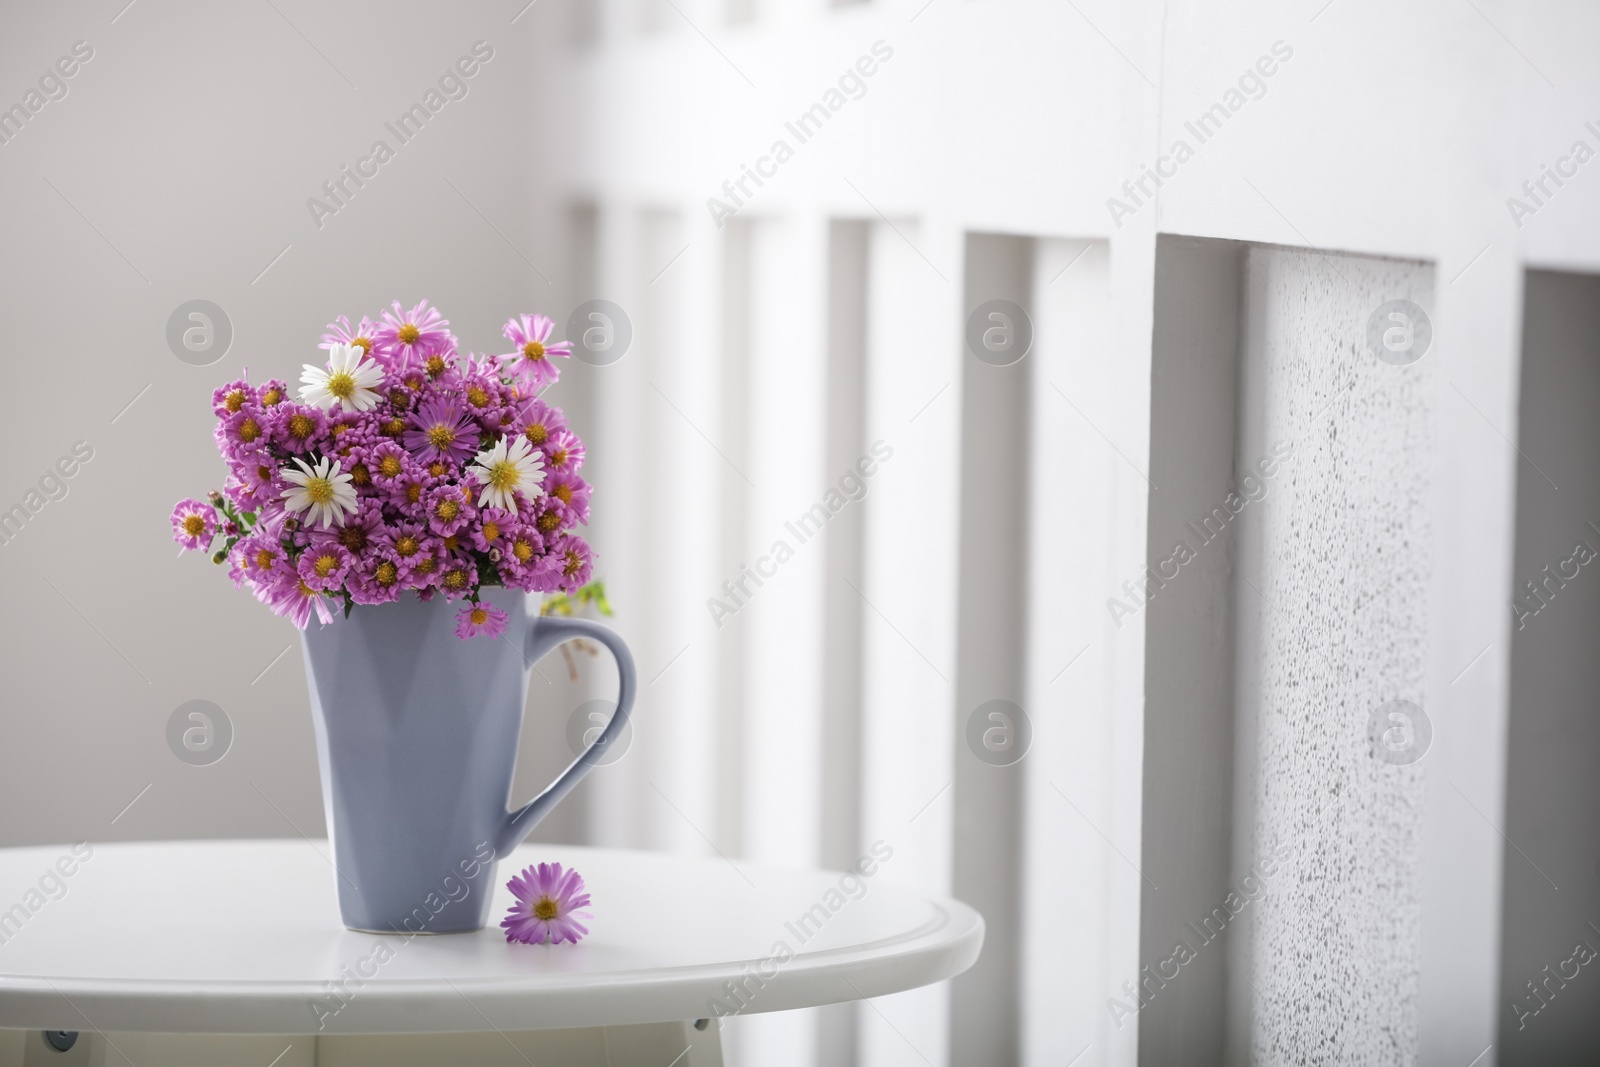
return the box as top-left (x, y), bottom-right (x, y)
top-left (856, 217), bottom-right (961, 1067)
top-left (726, 214), bottom-right (831, 1067)
top-left (1021, 239), bottom-right (1122, 1067)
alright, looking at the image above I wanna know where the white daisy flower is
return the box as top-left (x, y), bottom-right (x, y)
top-left (299, 343), bottom-right (385, 412)
top-left (280, 456), bottom-right (359, 529)
top-left (469, 435), bottom-right (545, 512)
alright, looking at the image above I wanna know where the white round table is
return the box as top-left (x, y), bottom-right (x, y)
top-left (0, 840), bottom-right (982, 1066)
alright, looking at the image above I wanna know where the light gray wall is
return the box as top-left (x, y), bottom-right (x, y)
top-left (1499, 269), bottom-right (1600, 1062)
top-left (0, 0), bottom-right (598, 849)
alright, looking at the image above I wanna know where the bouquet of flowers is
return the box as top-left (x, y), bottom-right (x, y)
top-left (169, 299), bottom-right (594, 639)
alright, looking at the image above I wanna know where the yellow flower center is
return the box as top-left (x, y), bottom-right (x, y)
top-left (395, 536), bottom-right (419, 557)
top-left (326, 371), bottom-right (356, 399)
top-left (467, 385), bottom-right (490, 408)
top-left (350, 463), bottom-right (371, 486)
top-left (527, 423), bottom-right (548, 446)
top-left (512, 538), bottom-right (533, 562)
top-left (261, 388), bottom-right (282, 406)
top-left (239, 418), bottom-right (262, 443)
top-left (257, 464), bottom-right (272, 480)
top-left (224, 389), bottom-right (246, 412)
top-left (482, 521), bottom-right (499, 542)
top-left (378, 455), bottom-right (403, 477)
top-left (254, 549), bottom-right (276, 570)
top-left (487, 460), bottom-right (520, 493)
top-left (331, 423), bottom-right (350, 436)
top-left (340, 527), bottom-right (366, 551)
top-left (305, 477), bottom-right (334, 506)
top-left (436, 499), bottom-right (460, 521)
top-left (533, 896), bottom-right (558, 921)
top-left (289, 413), bottom-right (314, 439)
top-left (313, 553), bottom-right (339, 578)
top-left (537, 511), bottom-right (561, 533)
top-left (428, 460), bottom-right (448, 478)
top-left (563, 550), bottom-right (582, 577)
top-left (427, 424), bottom-right (456, 449)
top-left (470, 607), bottom-right (488, 625)
top-left (551, 448), bottom-right (568, 467)
top-left (443, 535), bottom-right (459, 551)
top-left (414, 557), bottom-right (436, 575)
top-left (425, 354), bottom-right (446, 378)
top-left (553, 483), bottom-right (573, 504)
top-left (182, 514), bottom-right (207, 537)
top-left (353, 336), bottom-right (373, 354)
top-left (297, 579), bottom-right (317, 598)
top-left (523, 340), bottom-right (546, 362)
top-left (406, 483), bottom-right (423, 503)
top-left (375, 561), bottom-right (398, 586)
top-left (444, 569), bottom-right (468, 590)
top-left (383, 418), bottom-right (406, 436)
top-left (398, 323), bottom-right (420, 345)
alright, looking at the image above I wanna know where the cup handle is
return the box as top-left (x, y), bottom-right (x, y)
top-left (493, 615), bottom-right (636, 859)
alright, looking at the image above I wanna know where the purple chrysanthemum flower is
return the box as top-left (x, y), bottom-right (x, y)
top-left (470, 507), bottom-right (517, 554)
top-left (458, 356), bottom-right (509, 427)
top-left (232, 531), bottom-right (288, 590)
top-left (217, 408), bottom-right (270, 452)
top-left (376, 521), bottom-right (429, 576)
top-left (424, 483), bottom-right (474, 537)
top-left (402, 534), bottom-right (447, 587)
top-left (496, 524), bottom-right (545, 591)
top-left (435, 554), bottom-right (479, 600)
top-left (256, 378), bottom-right (291, 411)
top-left (297, 543), bottom-right (353, 592)
top-left (501, 314), bottom-right (572, 391)
top-left (367, 440), bottom-right (413, 490)
top-left (321, 314), bottom-right (379, 360)
top-left (403, 396), bottom-right (478, 465)
top-left (374, 299), bottom-right (451, 371)
top-left (454, 601), bottom-right (509, 639)
top-left (546, 534), bottom-right (594, 594)
top-left (270, 402), bottom-right (329, 455)
top-left (543, 471), bottom-right (592, 526)
top-left (508, 396), bottom-right (567, 450)
top-left (331, 498), bottom-right (385, 558)
top-left (389, 467), bottom-right (434, 518)
top-left (501, 862), bottom-right (591, 945)
top-left (348, 550), bottom-right (406, 605)
top-left (262, 567), bottom-right (335, 630)
top-left (212, 378), bottom-right (258, 418)
top-left (523, 498), bottom-right (568, 544)
top-left (541, 430), bottom-right (585, 474)
top-left (170, 499), bottom-right (216, 551)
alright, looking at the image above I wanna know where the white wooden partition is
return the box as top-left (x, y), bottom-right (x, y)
top-left (519, 2), bottom-right (1599, 1065)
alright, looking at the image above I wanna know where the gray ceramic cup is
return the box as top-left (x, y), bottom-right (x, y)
top-left (301, 585), bottom-right (635, 933)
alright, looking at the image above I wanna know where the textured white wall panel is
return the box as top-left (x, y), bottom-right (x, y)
top-left (1234, 247), bottom-right (1435, 1064)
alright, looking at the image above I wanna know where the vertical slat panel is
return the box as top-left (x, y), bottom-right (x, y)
top-left (1234, 248), bottom-right (1434, 1063)
top-left (816, 219), bottom-right (872, 1067)
top-left (950, 232), bottom-right (1032, 1066)
top-left (715, 219), bottom-right (755, 860)
top-left (641, 210), bottom-right (723, 854)
top-left (1021, 239), bottom-right (1121, 1066)
top-left (858, 218), bottom-right (960, 1067)
top-left (732, 213), bottom-right (830, 1067)
top-left (587, 201), bottom-right (648, 848)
